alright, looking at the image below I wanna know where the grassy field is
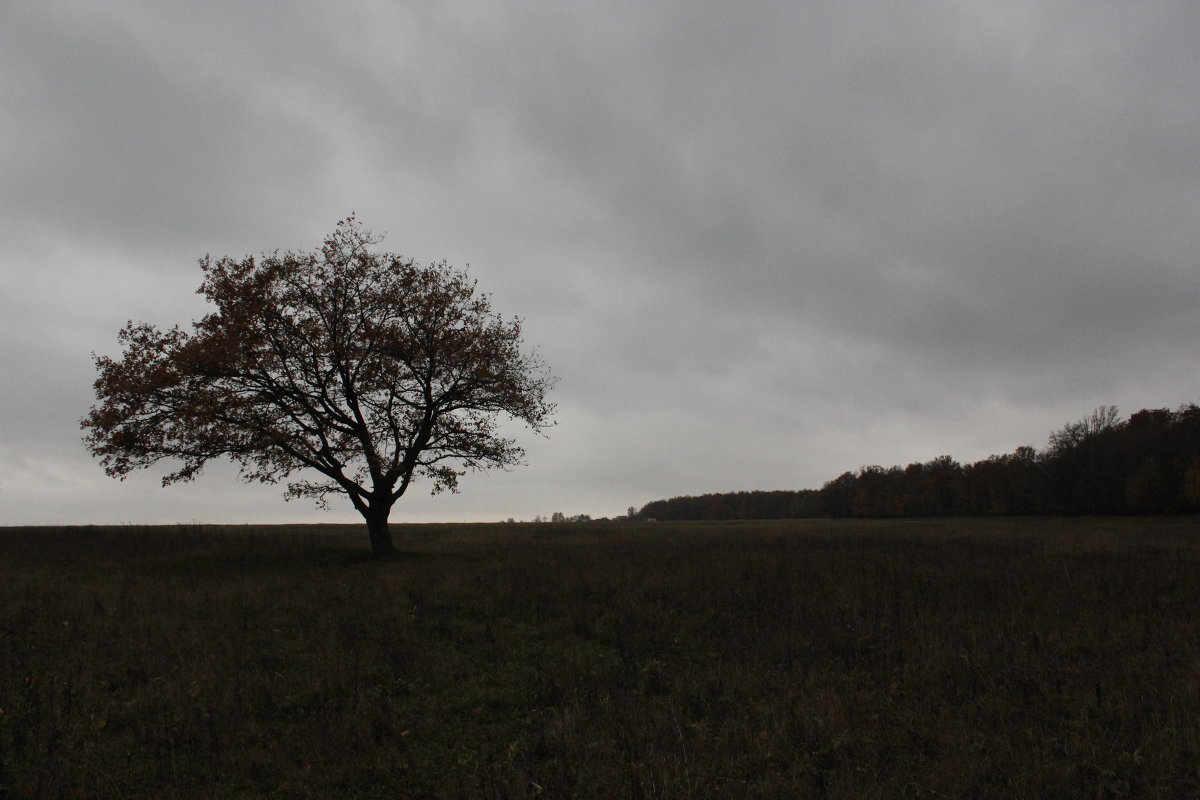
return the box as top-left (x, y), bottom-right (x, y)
top-left (2, 517), bottom-right (1200, 799)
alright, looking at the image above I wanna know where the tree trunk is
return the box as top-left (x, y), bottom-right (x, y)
top-left (365, 505), bottom-right (396, 557)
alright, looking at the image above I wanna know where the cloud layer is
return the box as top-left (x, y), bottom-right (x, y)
top-left (3, 0), bottom-right (1199, 524)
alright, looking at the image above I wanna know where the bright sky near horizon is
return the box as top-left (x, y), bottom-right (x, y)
top-left (2, 1), bottom-right (1199, 525)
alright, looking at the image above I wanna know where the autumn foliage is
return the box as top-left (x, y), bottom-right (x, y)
top-left (82, 218), bottom-right (555, 554)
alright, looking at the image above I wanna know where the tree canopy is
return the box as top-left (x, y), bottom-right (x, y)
top-left (637, 404), bottom-right (1200, 521)
top-left (83, 218), bottom-right (555, 554)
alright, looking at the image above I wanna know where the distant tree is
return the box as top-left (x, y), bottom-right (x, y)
top-left (851, 465), bottom-right (900, 517)
top-left (1126, 455), bottom-right (1172, 513)
top-left (1005, 445), bottom-right (1056, 514)
top-left (1044, 405), bottom-right (1125, 514)
top-left (924, 455), bottom-right (966, 515)
top-left (819, 472), bottom-right (857, 518)
top-left (82, 218), bottom-right (556, 556)
top-left (1184, 458), bottom-right (1200, 510)
top-left (963, 446), bottom-right (1055, 516)
top-left (1047, 405), bottom-right (1122, 456)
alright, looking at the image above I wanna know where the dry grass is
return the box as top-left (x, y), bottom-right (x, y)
top-left (2, 517), bottom-right (1199, 798)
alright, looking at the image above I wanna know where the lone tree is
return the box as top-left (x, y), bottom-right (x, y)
top-left (82, 218), bottom-right (555, 555)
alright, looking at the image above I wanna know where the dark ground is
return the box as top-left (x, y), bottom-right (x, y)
top-left (2, 517), bottom-right (1199, 798)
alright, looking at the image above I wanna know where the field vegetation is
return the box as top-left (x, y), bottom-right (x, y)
top-left (3, 517), bottom-right (1200, 798)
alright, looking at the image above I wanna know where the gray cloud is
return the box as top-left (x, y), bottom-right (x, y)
top-left (2, 0), bottom-right (1199, 524)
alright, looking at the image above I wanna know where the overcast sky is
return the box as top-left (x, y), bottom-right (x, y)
top-left (2, 1), bottom-right (1199, 525)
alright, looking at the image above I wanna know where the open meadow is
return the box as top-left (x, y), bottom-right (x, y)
top-left (2, 517), bottom-right (1200, 799)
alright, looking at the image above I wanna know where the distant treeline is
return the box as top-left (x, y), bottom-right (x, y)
top-left (638, 404), bottom-right (1200, 520)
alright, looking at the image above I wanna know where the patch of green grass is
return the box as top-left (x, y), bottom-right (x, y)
top-left (2, 518), bottom-right (1200, 798)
